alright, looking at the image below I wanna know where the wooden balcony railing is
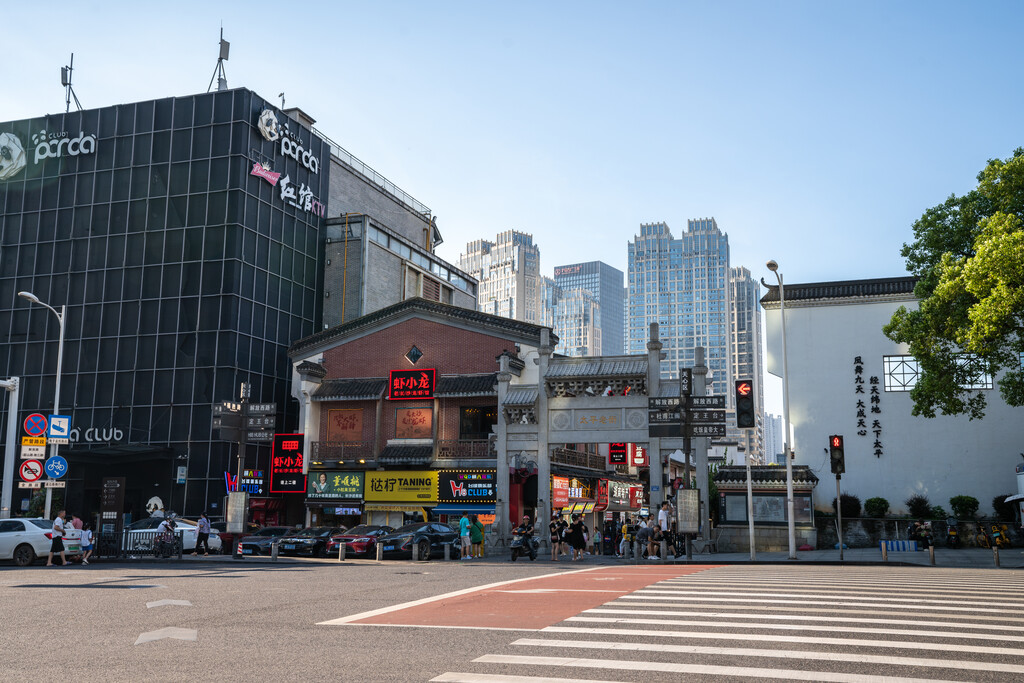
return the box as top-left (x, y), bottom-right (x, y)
top-left (435, 439), bottom-right (496, 460)
top-left (551, 447), bottom-right (607, 471)
top-left (311, 441), bottom-right (376, 464)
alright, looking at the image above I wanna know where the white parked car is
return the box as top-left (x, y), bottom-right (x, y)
top-left (124, 517), bottom-right (222, 553)
top-left (0, 518), bottom-right (60, 566)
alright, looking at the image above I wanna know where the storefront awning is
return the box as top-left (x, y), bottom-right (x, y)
top-left (582, 502), bottom-right (595, 513)
top-left (313, 378), bottom-right (387, 401)
top-left (432, 504), bottom-right (496, 514)
top-left (435, 374), bottom-right (497, 397)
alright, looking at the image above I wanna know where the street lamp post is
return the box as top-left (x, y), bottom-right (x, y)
top-left (18, 292), bottom-right (66, 520)
top-left (765, 261), bottom-right (796, 560)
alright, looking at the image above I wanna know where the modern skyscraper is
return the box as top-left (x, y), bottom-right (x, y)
top-left (763, 412), bottom-right (785, 464)
top-left (458, 230), bottom-right (541, 323)
top-left (552, 261), bottom-right (625, 355)
top-left (730, 266), bottom-right (765, 460)
top-left (627, 219), bottom-right (732, 398)
top-left (538, 275), bottom-right (558, 328)
top-left (553, 288), bottom-right (602, 356)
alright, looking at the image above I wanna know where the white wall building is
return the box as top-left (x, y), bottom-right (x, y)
top-left (762, 276), bottom-right (1023, 516)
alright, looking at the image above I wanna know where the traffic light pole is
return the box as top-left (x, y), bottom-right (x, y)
top-left (835, 473), bottom-right (843, 562)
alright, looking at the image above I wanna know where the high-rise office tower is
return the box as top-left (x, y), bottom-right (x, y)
top-left (538, 275), bottom-right (558, 328)
top-left (730, 266), bottom-right (765, 460)
top-left (627, 219), bottom-right (732, 398)
top-left (459, 230), bottom-right (541, 323)
top-left (763, 412), bottom-right (785, 464)
top-left (552, 261), bottom-right (624, 355)
top-left (553, 288), bottom-right (602, 356)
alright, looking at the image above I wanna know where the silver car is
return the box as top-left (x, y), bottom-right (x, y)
top-left (0, 518), bottom-right (56, 566)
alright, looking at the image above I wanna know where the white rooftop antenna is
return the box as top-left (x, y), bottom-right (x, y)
top-left (61, 54), bottom-right (83, 113)
top-left (207, 27), bottom-right (230, 92)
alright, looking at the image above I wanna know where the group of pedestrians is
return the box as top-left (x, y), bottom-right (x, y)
top-left (548, 512), bottom-right (592, 561)
top-left (459, 512), bottom-right (486, 559)
top-left (46, 509), bottom-right (94, 567)
top-left (616, 501), bottom-right (680, 559)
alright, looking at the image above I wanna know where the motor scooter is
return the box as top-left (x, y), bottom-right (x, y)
top-left (510, 530), bottom-right (538, 562)
top-left (990, 523), bottom-right (1012, 549)
top-left (945, 517), bottom-right (959, 548)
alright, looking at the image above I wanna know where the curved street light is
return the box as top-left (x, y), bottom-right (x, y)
top-left (765, 262), bottom-right (796, 560)
top-left (18, 291), bottom-right (66, 519)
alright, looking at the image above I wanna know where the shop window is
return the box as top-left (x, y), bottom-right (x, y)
top-left (720, 493), bottom-right (812, 524)
top-left (459, 406), bottom-right (497, 441)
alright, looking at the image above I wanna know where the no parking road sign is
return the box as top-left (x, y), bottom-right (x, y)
top-left (20, 459), bottom-right (43, 482)
top-left (24, 413), bottom-right (47, 437)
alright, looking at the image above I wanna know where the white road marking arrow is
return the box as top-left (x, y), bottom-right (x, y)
top-left (146, 599), bottom-right (193, 608)
top-left (134, 627), bottom-right (198, 645)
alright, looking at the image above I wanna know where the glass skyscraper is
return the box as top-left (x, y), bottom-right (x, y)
top-left (552, 261), bottom-right (624, 356)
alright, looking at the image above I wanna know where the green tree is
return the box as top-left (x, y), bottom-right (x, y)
top-left (884, 148), bottom-right (1024, 418)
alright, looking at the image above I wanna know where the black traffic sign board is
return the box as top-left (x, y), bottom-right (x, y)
top-left (246, 415), bottom-right (276, 429)
top-left (680, 368), bottom-right (692, 396)
top-left (686, 395), bottom-right (725, 409)
top-left (212, 414), bottom-right (243, 430)
top-left (247, 403), bottom-right (277, 415)
top-left (649, 423), bottom-right (684, 438)
top-left (246, 430), bottom-right (274, 442)
top-left (649, 397), bottom-right (681, 410)
top-left (648, 409), bottom-right (681, 424)
top-left (685, 410), bottom-right (725, 424)
top-left (685, 423), bottom-right (727, 437)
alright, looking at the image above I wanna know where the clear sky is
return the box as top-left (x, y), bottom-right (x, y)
top-left (3, 1), bottom-right (1022, 416)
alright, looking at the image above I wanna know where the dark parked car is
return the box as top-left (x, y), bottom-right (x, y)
top-left (238, 526), bottom-right (297, 556)
top-left (326, 525), bottom-right (394, 557)
top-left (277, 527), bottom-right (344, 557)
top-left (378, 523), bottom-right (460, 561)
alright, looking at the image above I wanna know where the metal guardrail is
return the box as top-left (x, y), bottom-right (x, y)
top-left (119, 530), bottom-right (185, 559)
top-left (312, 128), bottom-right (432, 218)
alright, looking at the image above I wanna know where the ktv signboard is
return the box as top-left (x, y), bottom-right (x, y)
top-left (437, 470), bottom-right (496, 504)
top-left (270, 433), bottom-right (306, 493)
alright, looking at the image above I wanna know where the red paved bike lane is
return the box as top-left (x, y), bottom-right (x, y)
top-left (320, 565), bottom-right (716, 630)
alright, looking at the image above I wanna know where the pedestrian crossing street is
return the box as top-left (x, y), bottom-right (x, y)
top-left (431, 566), bottom-right (1024, 682)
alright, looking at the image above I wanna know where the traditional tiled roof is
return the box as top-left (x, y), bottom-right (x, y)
top-left (378, 445), bottom-right (434, 466)
top-left (760, 276), bottom-right (917, 305)
top-left (504, 387), bottom-right (539, 406)
top-left (714, 465), bottom-right (819, 487)
top-left (295, 360), bottom-right (327, 379)
top-left (435, 374), bottom-right (497, 397)
top-left (312, 378), bottom-right (387, 401)
top-left (288, 297), bottom-right (554, 357)
top-left (546, 358), bottom-right (648, 379)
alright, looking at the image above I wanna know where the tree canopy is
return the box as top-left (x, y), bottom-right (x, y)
top-left (883, 148), bottom-right (1024, 419)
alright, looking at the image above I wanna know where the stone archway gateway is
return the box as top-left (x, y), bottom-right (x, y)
top-left (493, 323), bottom-right (712, 545)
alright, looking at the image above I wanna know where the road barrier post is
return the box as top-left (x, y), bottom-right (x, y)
top-left (376, 543), bottom-right (384, 562)
top-left (994, 546), bottom-right (1000, 568)
top-left (338, 542), bottom-right (345, 562)
top-left (929, 546), bottom-right (935, 565)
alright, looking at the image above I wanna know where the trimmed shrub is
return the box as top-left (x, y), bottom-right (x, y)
top-left (864, 497), bottom-right (890, 518)
top-left (992, 494), bottom-right (1016, 522)
top-left (930, 505), bottom-right (948, 519)
top-left (905, 494), bottom-right (931, 519)
top-left (831, 493), bottom-right (862, 518)
top-left (949, 495), bottom-right (979, 520)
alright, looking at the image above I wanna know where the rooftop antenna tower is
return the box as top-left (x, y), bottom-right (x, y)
top-left (61, 54), bottom-right (83, 113)
top-left (207, 27), bottom-right (230, 92)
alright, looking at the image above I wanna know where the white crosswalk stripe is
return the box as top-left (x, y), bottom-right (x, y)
top-left (432, 566), bottom-right (1024, 682)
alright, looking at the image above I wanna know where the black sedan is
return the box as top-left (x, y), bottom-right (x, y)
top-left (277, 527), bottom-right (344, 557)
top-left (378, 523), bottom-right (461, 561)
top-left (238, 526), bottom-right (297, 556)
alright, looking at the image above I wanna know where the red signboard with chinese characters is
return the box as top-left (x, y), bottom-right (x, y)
top-left (388, 369), bottom-right (437, 400)
top-left (271, 433), bottom-right (306, 493)
top-left (395, 407), bottom-right (433, 439)
top-left (327, 409), bottom-right (363, 441)
top-left (552, 475), bottom-right (570, 508)
top-left (609, 443), bottom-right (627, 465)
top-left (629, 443), bottom-right (647, 467)
top-left (628, 486), bottom-right (644, 509)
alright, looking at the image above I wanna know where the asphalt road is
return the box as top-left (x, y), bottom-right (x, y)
top-left (3, 558), bottom-right (1024, 682)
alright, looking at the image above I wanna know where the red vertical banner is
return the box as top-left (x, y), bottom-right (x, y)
top-left (629, 443), bottom-right (647, 467)
top-left (552, 475), bottom-right (569, 508)
top-left (270, 433), bottom-right (306, 493)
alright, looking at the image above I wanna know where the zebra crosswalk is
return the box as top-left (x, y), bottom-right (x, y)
top-left (431, 566), bottom-right (1024, 682)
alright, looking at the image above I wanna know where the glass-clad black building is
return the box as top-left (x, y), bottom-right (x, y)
top-left (0, 88), bottom-right (328, 520)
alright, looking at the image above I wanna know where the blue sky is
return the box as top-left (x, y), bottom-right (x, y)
top-left (3, 1), bottom-right (1022, 416)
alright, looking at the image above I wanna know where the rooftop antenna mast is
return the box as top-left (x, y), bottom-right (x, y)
top-left (207, 27), bottom-right (230, 92)
top-left (61, 54), bottom-right (83, 113)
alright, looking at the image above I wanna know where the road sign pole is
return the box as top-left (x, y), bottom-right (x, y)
top-left (0, 378), bottom-right (20, 519)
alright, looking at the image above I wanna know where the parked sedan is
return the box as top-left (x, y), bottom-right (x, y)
top-left (238, 527), bottom-right (296, 556)
top-left (0, 518), bottom-right (55, 566)
top-left (277, 527), bottom-right (344, 557)
top-left (378, 523), bottom-right (461, 561)
top-left (326, 525), bottom-right (394, 557)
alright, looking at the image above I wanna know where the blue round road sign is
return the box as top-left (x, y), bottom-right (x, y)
top-left (24, 413), bottom-right (48, 437)
top-left (45, 455), bottom-right (68, 479)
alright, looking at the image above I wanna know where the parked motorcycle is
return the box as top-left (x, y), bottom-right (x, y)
top-left (990, 523), bottom-right (1012, 549)
top-left (945, 517), bottom-right (960, 548)
top-left (510, 530), bottom-right (538, 562)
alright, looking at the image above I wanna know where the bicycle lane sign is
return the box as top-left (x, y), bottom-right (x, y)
top-left (45, 456), bottom-right (68, 479)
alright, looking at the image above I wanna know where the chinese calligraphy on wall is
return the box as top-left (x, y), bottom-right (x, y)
top-left (853, 356), bottom-right (883, 457)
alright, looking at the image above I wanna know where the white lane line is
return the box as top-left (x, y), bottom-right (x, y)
top-left (326, 623), bottom-right (536, 632)
top-left (540, 625), bottom-right (1024, 656)
top-left (599, 603), bottom-right (1024, 622)
top-left (567, 615), bottom-right (1024, 641)
top-left (613, 594), bottom-right (1018, 613)
top-left (496, 589), bottom-right (625, 594)
top-left (474, 654), bottom-right (959, 683)
top-left (146, 599), bottom-right (192, 608)
top-left (633, 588), bottom-right (1024, 608)
top-left (134, 627), bottom-right (198, 645)
top-left (431, 673), bottom-right (629, 683)
top-left (316, 566), bottom-right (607, 626)
top-left (660, 581), bottom-right (1024, 597)
top-left (510, 638), bottom-right (1024, 675)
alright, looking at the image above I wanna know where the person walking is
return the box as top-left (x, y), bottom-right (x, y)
top-left (192, 512), bottom-right (211, 556)
top-left (470, 514), bottom-right (485, 559)
top-left (47, 510), bottom-right (68, 566)
top-left (459, 512), bottom-right (473, 559)
top-left (569, 514), bottom-right (586, 561)
top-left (80, 522), bottom-right (94, 565)
top-left (657, 502), bottom-right (671, 537)
top-left (549, 513), bottom-right (562, 561)
top-left (592, 527), bottom-right (602, 555)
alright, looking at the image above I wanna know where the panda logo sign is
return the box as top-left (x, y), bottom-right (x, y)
top-left (0, 132), bottom-right (27, 181)
top-left (257, 109), bottom-right (280, 142)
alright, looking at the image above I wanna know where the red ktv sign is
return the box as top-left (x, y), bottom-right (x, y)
top-left (389, 368), bottom-right (436, 400)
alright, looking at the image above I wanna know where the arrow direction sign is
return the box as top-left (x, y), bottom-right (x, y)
top-left (146, 599), bottom-right (193, 609)
top-left (245, 430), bottom-right (274, 442)
top-left (686, 395), bottom-right (726, 409)
top-left (685, 410), bottom-right (726, 424)
top-left (685, 423), bottom-right (727, 437)
top-left (246, 403), bottom-right (277, 415)
top-left (134, 627), bottom-right (198, 645)
top-left (246, 415), bottom-right (276, 428)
